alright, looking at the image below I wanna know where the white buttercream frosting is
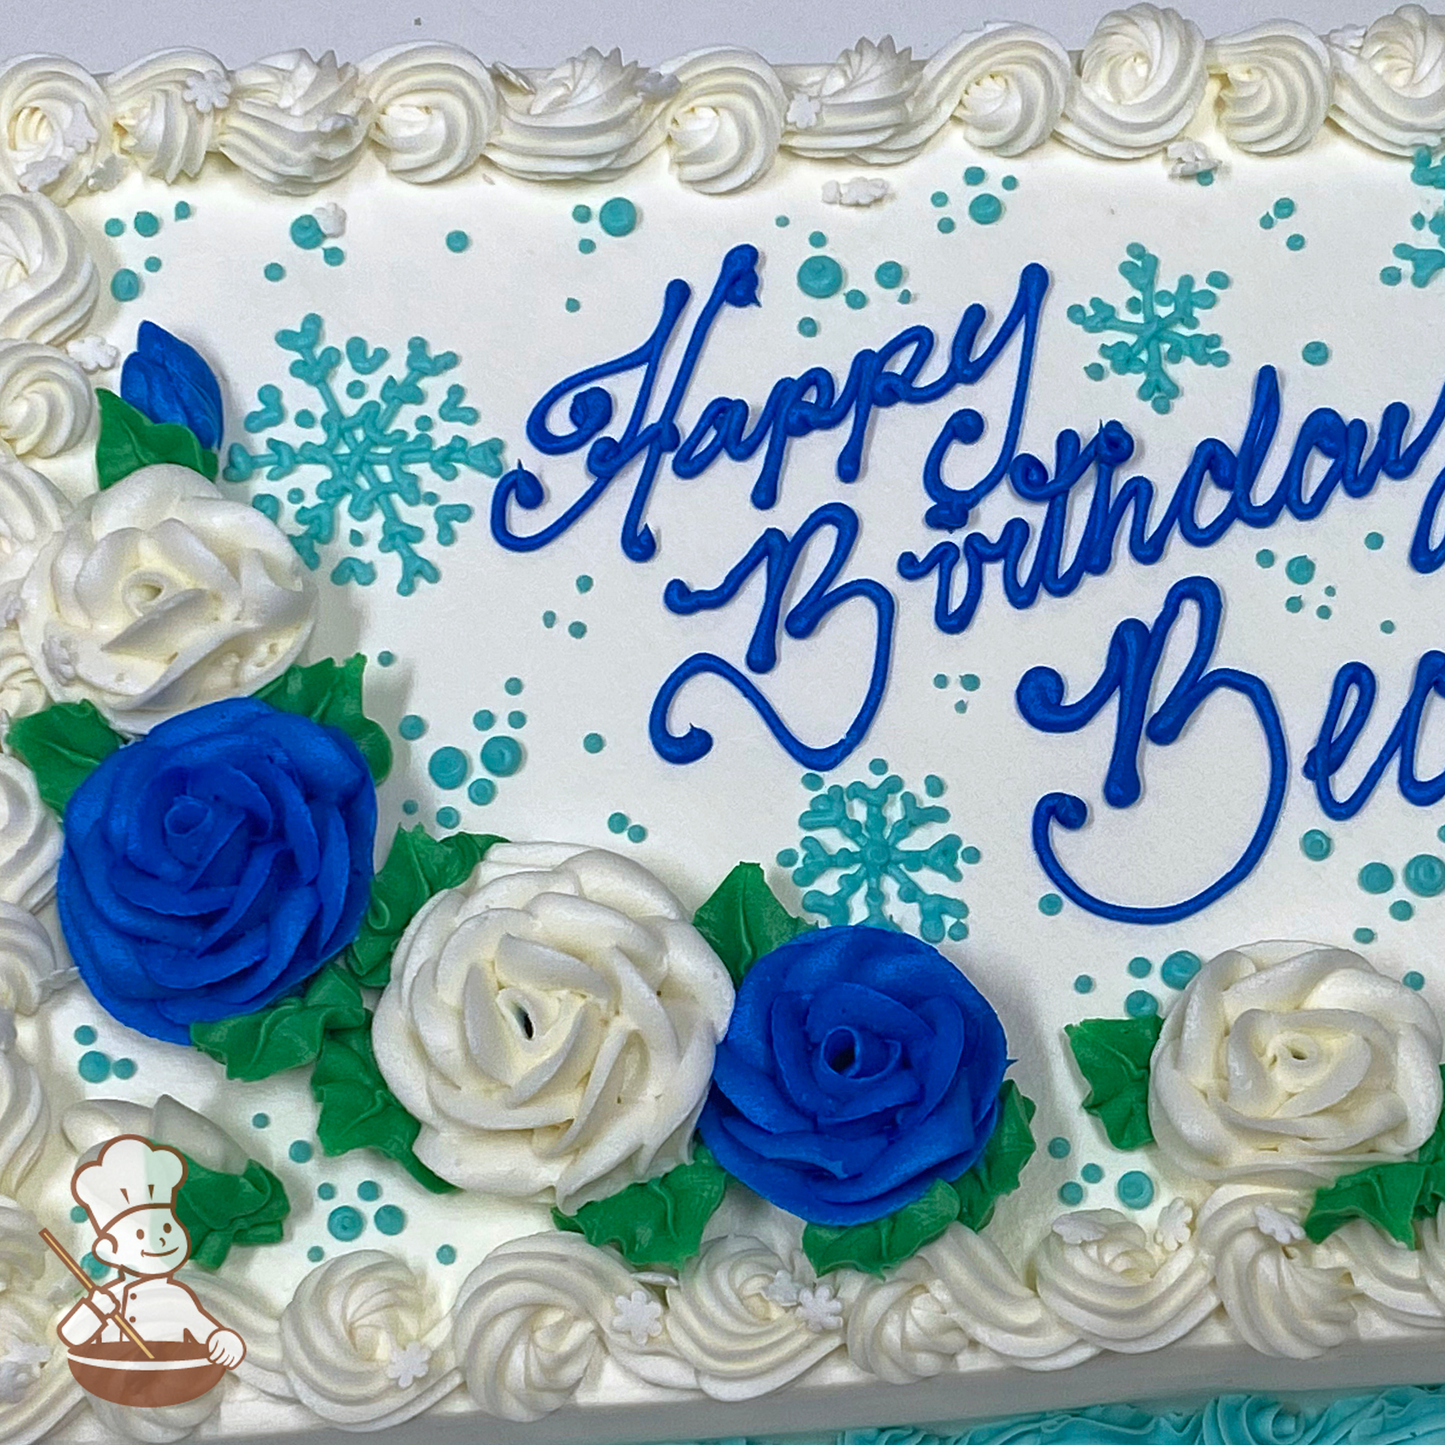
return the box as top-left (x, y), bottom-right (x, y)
top-left (1208, 23), bottom-right (1333, 154)
top-left (1321, 1217), bottom-right (1445, 1327)
top-left (103, 50), bottom-right (230, 183)
top-left (1057, 5), bottom-right (1208, 158)
top-left (0, 194), bottom-right (97, 347)
top-left (0, 1009), bottom-right (43, 1197)
top-left (1149, 942), bottom-right (1443, 1186)
top-left (1329, 5), bottom-right (1445, 155)
top-left (374, 841), bottom-right (733, 1212)
top-left (666, 1236), bottom-right (845, 1399)
top-left (0, 56), bottom-right (111, 203)
top-left (0, 341), bottom-right (93, 460)
top-left (1032, 1209), bottom-right (1218, 1351)
top-left (656, 49), bottom-right (788, 194)
top-left (17, 463), bottom-right (316, 733)
top-left (280, 1252), bottom-right (461, 1429)
top-left (0, 627), bottom-right (44, 733)
top-left (216, 51), bottom-right (372, 194)
top-left (0, 904), bottom-right (66, 1015)
top-left (844, 1255), bottom-right (970, 1383)
top-left (780, 39), bottom-right (921, 159)
top-left (361, 44), bottom-right (499, 184)
top-left (0, 455), bottom-right (65, 617)
top-left (0, 761), bottom-right (58, 915)
top-left (454, 1233), bottom-right (691, 1422)
top-left (0, 1202), bottom-right (80, 1438)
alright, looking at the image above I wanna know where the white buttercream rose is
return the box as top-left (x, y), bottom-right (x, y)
top-left (17, 464), bottom-right (315, 733)
top-left (1149, 941), bottom-right (1443, 1185)
top-left (374, 842), bottom-right (734, 1211)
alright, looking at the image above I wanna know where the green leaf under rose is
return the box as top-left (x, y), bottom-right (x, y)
top-left (1064, 1014), bottom-right (1162, 1151)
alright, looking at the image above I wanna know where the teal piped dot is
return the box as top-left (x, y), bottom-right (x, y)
top-left (327, 1206), bottom-right (364, 1242)
top-left (583, 732), bottom-right (605, 753)
top-left (963, 166), bottom-right (985, 185)
top-left (1002, 174), bottom-right (1018, 190)
top-left (437, 1244), bottom-right (457, 1265)
top-left (508, 710), bottom-right (526, 729)
top-left (1391, 899), bottom-right (1416, 921)
top-left (1059, 1182), bottom-right (1085, 1206)
top-left (357, 1180), bottom-right (380, 1202)
top-left (627, 823), bottom-right (647, 844)
top-left (428, 746), bottom-right (470, 790)
top-left (289, 1140), bottom-right (313, 1164)
top-left (110, 269), bottom-right (140, 301)
top-left (1325, 585), bottom-right (1336, 597)
top-left (112, 1058), bottom-right (136, 1080)
top-left (875, 261), bottom-right (903, 288)
top-left (797, 255), bottom-right (843, 299)
top-left (473, 709), bottom-right (495, 731)
top-left (1255, 549), bottom-right (1275, 568)
top-left (467, 778), bottom-right (497, 806)
top-left (898, 289), bottom-right (912, 303)
top-left (398, 714), bottom-right (426, 741)
top-left (1206, 270), bottom-right (1230, 290)
top-left (1260, 214), bottom-right (1276, 230)
top-left (937, 217), bottom-right (956, 234)
top-left (1127, 956), bottom-right (1151, 978)
top-left (134, 210), bottom-right (159, 237)
top-left (1073, 974), bottom-right (1094, 994)
top-left (290, 214), bottom-right (324, 249)
top-left (1273, 197), bottom-right (1296, 219)
top-left (1382, 619), bottom-right (1397, 634)
top-left (70, 1205), bottom-right (87, 1224)
top-left (252, 1113), bottom-right (270, 1130)
top-left (1285, 554), bottom-right (1315, 584)
top-left (924, 774), bottom-right (945, 798)
top-left (376, 650), bottom-right (394, 667)
top-left (608, 812), bottom-right (629, 834)
top-left (375, 1205), bottom-right (406, 1236)
top-left (931, 191), bottom-right (949, 207)
top-left (961, 845), bottom-right (981, 864)
top-left (74, 1025), bottom-right (97, 1046)
top-left (1161, 950), bottom-right (1202, 989)
top-left (82, 1254), bottom-right (107, 1280)
top-left (307, 1246), bottom-right (325, 1263)
top-left (436, 806), bottom-right (461, 829)
top-left (1404, 853), bottom-right (1445, 896)
top-left (1405, 970), bottom-right (1426, 990)
top-left (445, 230), bottom-right (470, 253)
top-left (1125, 989), bottom-right (1158, 1018)
top-left (809, 230), bottom-right (827, 248)
top-left (323, 247), bottom-right (344, 267)
top-left (174, 201), bottom-right (192, 220)
top-left (1039, 893), bottom-right (1062, 916)
top-left (1366, 531), bottom-right (1385, 550)
top-left (933, 673), bottom-right (949, 689)
top-left (968, 194), bottom-right (1002, 225)
top-left (144, 256), bottom-right (161, 273)
top-left (574, 576), bottom-right (593, 595)
top-left (960, 673), bottom-right (980, 691)
top-left (1117, 1171), bottom-right (1155, 1209)
top-left (1300, 829), bottom-right (1333, 860)
top-left (1285, 596), bottom-right (1303, 613)
top-left (1084, 362), bottom-right (1107, 381)
top-left (1359, 861), bottom-right (1395, 894)
top-left (480, 736), bottom-right (523, 777)
top-left (1080, 1163), bottom-right (1104, 1184)
top-left (568, 620), bottom-right (587, 638)
top-left (776, 848), bottom-right (799, 867)
top-left (1302, 341), bottom-right (1329, 365)
top-left (798, 317), bottom-right (819, 338)
top-left (104, 218), bottom-right (124, 237)
top-left (948, 921), bottom-right (969, 941)
top-left (774, 215), bottom-right (789, 227)
top-left (572, 204), bottom-right (592, 223)
top-left (598, 197), bottom-right (637, 236)
top-left (78, 1051), bottom-right (110, 1083)
top-left (1382, 265), bottom-right (1404, 286)
top-left (263, 262), bottom-right (285, 282)
top-left (844, 289), bottom-right (867, 310)
top-left (1286, 233), bottom-right (1305, 252)
top-left (868, 757), bottom-right (888, 776)
top-left (542, 610), bottom-right (557, 628)
top-left (1354, 927), bottom-right (1377, 944)
top-left (565, 297), bottom-right (580, 313)
top-left (802, 772), bottom-right (823, 791)
top-left (1047, 1136), bottom-right (1071, 1159)
top-left (402, 800), bottom-right (419, 816)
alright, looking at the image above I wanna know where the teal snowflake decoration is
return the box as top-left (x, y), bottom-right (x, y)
top-left (223, 314), bottom-right (505, 596)
top-left (1067, 243), bottom-right (1230, 415)
top-left (1381, 152), bottom-right (1445, 288)
top-left (787, 765), bottom-right (972, 944)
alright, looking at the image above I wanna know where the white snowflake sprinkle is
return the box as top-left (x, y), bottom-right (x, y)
top-left (1164, 138), bottom-right (1219, 179)
top-left (183, 69), bottom-right (233, 115)
top-left (60, 109), bottom-right (98, 155)
top-left (786, 92), bottom-right (822, 130)
top-left (385, 1340), bottom-right (431, 1390)
top-left (1254, 1204), bottom-right (1305, 1245)
top-left (17, 155), bottom-right (66, 194)
top-left (1154, 1197), bottom-right (1193, 1252)
top-left (85, 155), bottom-right (125, 192)
top-left (66, 335), bottom-right (119, 373)
top-left (822, 176), bottom-right (891, 207)
top-left (762, 1269), bottom-right (802, 1308)
top-left (1052, 1212), bottom-right (1109, 1245)
top-left (41, 633), bottom-right (76, 685)
top-left (313, 202), bottom-right (346, 238)
top-left (611, 1289), bottom-right (663, 1347)
top-left (637, 69), bottom-right (681, 100)
top-left (794, 1284), bottom-right (843, 1333)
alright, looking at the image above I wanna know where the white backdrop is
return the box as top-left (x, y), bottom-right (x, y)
top-left (1, 0), bottom-right (1384, 70)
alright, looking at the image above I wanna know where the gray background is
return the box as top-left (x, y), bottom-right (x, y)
top-left (6, 0), bottom-right (1383, 70)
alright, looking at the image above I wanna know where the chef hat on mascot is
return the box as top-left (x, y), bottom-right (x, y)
top-left (72, 1135), bottom-right (187, 1237)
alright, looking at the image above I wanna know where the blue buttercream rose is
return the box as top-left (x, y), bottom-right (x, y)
top-left (57, 697), bottom-right (376, 1043)
top-left (698, 925), bottom-right (1008, 1225)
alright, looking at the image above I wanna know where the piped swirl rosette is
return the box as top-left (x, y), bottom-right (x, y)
top-left (373, 842), bottom-right (734, 1211)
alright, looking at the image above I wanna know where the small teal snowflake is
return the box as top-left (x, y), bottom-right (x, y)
top-left (1068, 243), bottom-right (1230, 414)
top-left (1380, 153), bottom-right (1445, 288)
top-left (223, 314), bottom-right (505, 595)
top-left (788, 764), bottom-right (973, 944)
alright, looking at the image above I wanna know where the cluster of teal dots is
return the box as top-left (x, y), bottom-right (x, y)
top-left (1254, 549), bottom-right (1336, 619)
top-left (73, 1025), bottom-right (136, 1083)
top-left (541, 572), bottom-right (593, 638)
top-left (1337, 841), bottom-right (1445, 935)
top-left (930, 166), bottom-right (1011, 237)
top-left (105, 208), bottom-right (175, 301)
top-left (932, 670), bottom-right (981, 715)
top-left (571, 197), bottom-right (639, 263)
top-left (1258, 197), bottom-right (1305, 252)
top-left (790, 226), bottom-right (918, 337)
top-left (1050, 1143), bottom-right (1155, 1209)
top-left (607, 811), bottom-right (649, 845)
top-left (1359, 531), bottom-right (1399, 633)
top-left (296, 1179), bottom-right (409, 1261)
top-left (1072, 949), bottom-right (1199, 1002)
top-left (288, 213), bottom-right (345, 268)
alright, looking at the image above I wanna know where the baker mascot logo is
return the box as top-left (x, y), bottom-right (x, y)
top-left (42, 1135), bottom-right (246, 1408)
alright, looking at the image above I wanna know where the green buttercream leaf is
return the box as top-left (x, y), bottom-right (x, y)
top-left (692, 861), bottom-right (814, 986)
top-left (802, 1177), bottom-right (961, 1277)
top-left (343, 826), bottom-right (503, 988)
top-left (7, 700), bottom-right (125, 815)
top-left (189, 964), bottom-right (367, 1080)
top-left (551, 1144), bottom-right (728, 1269)
top-left (96, 389), bottom-right (217, 489)
top-left (312, 1021), bottom-right (455, 1194)
top-left (953, 1081), bottom-right (1038, 1232)
top-left (1304, 1161), bottom-right (1428, 1247)
top-left (171, 1152), bottom-right (290, 1271)
top-left (253, 654), bottom-right (392, 783)
top-left (1064, 1014), bottom-right (1163, 1151)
